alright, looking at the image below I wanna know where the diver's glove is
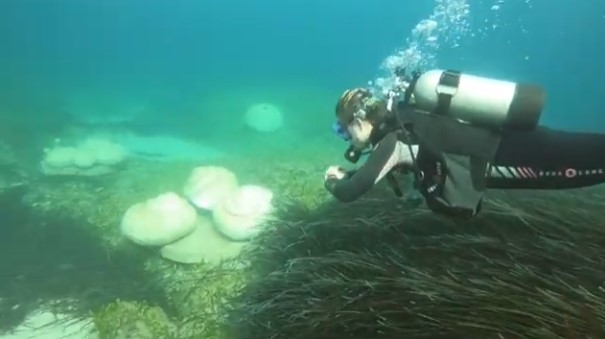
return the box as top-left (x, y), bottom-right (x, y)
top-left (324, 165), bottom-right (347, 181)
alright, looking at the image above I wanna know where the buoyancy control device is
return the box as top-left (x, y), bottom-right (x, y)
top-left (389, 69), bottom-right (546, 217)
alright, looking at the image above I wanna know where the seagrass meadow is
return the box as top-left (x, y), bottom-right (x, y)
top-left (222, 184), bottom-right (605, 339)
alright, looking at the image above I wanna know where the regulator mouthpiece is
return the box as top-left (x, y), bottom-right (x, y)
top-left (343, 145), bottom-right (372, 163)
top-left (344, 145), bottom-right (361, 163)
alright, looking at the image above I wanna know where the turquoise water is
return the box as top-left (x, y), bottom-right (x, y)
top-left (1, 0), bottom-right (605, 337)
top-left (1, 0), bottom-right (604, 145)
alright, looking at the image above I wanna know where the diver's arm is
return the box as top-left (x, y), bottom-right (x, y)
top-left (325, 132), bottom-right (407, 202)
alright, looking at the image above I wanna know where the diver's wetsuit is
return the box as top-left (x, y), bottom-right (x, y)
top-left (325, 127), bottom-right (605, 203)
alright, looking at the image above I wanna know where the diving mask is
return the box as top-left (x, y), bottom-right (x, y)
top-left (331, 121), bottom-right (351, 141)
top-left (332, 102), bottom-right (369, 141)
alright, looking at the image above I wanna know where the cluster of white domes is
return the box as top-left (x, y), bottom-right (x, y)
top-left (119, 166), bottom-right (274, 266)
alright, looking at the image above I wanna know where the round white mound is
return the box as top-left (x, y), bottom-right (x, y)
top-left (244, 103), bottom-right (284, 133)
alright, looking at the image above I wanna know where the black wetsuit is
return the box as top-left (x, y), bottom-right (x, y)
top-left (325, 127), bottom-right (605, 203)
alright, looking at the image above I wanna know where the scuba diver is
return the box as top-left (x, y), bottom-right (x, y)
top-left (324, 69), bottom-right (605, 218)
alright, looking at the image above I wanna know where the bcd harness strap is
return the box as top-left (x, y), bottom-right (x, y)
top-left (434, 70), bottom-right (461, 116)
top-left (399, 70), bottom-right (483, 218)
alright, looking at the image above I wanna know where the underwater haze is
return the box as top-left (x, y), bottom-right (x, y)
top-left (1, 0), bottom-right (604, 141)
top-left (1, 0), bottom-right (605, 338)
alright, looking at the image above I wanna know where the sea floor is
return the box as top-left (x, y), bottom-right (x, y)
top-left (1, 127), bottom-right (604, 338)
top-left (0, 129), bottom-right (343, 338)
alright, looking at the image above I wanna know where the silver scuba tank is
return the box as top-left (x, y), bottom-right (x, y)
top-left (412, 69), bottom-right (546, 131)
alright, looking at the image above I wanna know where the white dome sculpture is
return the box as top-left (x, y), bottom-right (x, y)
top-left (244, 103), bottom-right (284, 133)
top-left (120, 192), bottom-right (197, 246)
top-left (183, 166), bottom-right (239, 210)
top-left (212, 185), bottom-right (274, 241)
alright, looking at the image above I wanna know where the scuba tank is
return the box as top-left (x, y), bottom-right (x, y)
top-left (397, 69), bottom-right (546, 163)
top-left (412, 69), bottom-right (545, 131)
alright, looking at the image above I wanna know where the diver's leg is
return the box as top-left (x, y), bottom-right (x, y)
top-left (486, 127), bottom-right (605, 189)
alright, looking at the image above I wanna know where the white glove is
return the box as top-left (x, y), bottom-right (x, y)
top-left (324, 165), bottom-right (347, 181)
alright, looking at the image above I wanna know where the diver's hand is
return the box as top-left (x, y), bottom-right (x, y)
top-left (324, 166), bottom-right (347, 181)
